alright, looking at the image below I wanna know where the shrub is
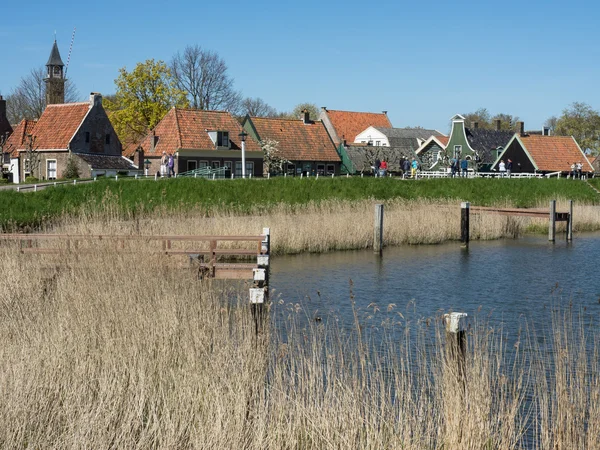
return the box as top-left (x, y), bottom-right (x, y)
top-left (0, 178), bottom-right (8, 185)
top-left (63, 156), bottom-right (80, 180)
top-left (24, 176), bottom-right (40, 184)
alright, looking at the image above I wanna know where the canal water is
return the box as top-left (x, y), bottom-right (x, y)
top-left (270, 233), bottom-right (600, 338)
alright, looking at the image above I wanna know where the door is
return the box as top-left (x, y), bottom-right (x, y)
top-left (47, 160), bottom-right (57, 180)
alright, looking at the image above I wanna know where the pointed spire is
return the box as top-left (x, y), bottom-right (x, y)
top-left (46, 40), bottom-right (65, 67)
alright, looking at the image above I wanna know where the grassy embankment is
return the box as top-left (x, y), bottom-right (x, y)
top-left (1, 177), bottom-right (600, 252)
top-left (0, 246), bottom-right (598, 448)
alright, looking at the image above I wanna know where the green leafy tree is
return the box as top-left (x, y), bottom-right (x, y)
top-left (63, 155), bottom-right (80, 179)
top-left (291, 103), bottom-right (319, 121)
top-left (491, 113), bottom-right (520, 130)
top-left (105, 60), bottom-right (188, 146)
top-left (554, 102), bottom-right (600, 155)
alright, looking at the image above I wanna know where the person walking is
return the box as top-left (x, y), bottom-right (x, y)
top-left (411, 158), bottom-right (419, 178)
top-left (374, 158), bottom-right (381, 177)
top-left (576, 161), bottom-right (583, 179)
top-left (380, 160), bottom-right (388, 177)
top-left (160, 151), bottom-right (168, 177)
top-left (460, 158), bottom-right (468, 178)
top-left (570, 162), bottom-right (576, 179)
top-left (450, 158), bottom-right (456, 178)
top-left (168, 154), bottom-right (175, 177)
top-left (506, 159), bottom-right (513, 178)
top-left (402, 158), bottom-right (410, 178)
top-left (498, 160), bottom-right (506, 177)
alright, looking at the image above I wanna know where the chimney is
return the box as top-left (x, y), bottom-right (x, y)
top-left (382, 111), bottom-right (388, 115)
top-left (495, 119), bottom-right (502, 131)
top-left (89, 92), bottom-right (102, 107)
top-left (472, 121), bottom-right (479, 129)
top-left (0, 95), bottom-right (5, 121)
top-left (517, 121), bottom-right (525, 136)
top-left (543, 126), bottom-right (550, 136)
top-left (302, 109), bottom-right (310, 124)
top-left (134, 147), bottom-right (144, 169)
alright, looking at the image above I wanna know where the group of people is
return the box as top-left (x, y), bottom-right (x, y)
top-left (373, 159), bottom-right (388, 177)
top-left (372, 158), bottom-right (420, 178)
top-left (497, 159), bottom-right (514, 177)
top-left (160, 151), bottom-right (175, 177)
top-left (449, 158), bottom-right (470, 178)
top-left (569, 162), bottom-right (585, 179)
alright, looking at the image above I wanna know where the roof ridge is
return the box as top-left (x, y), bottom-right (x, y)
top-left (328, 109), bottom-right (387, 115)
top-left (174, 108), bottom-right (183, 149)
top-left (45, 102), bottom-right (89, 107)
top-left (251, 116), bottom-right (322, 123)
top-left (174, 107), bottom-right (231, 114)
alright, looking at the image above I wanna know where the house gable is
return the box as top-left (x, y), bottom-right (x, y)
top-left (70, 94), bottom-right (122, 156)
top-left (354, 126), bottom-right (388, 145)
top-left (320, 108), bottom-right (392, 146)
top-left (445, 115), bottom-right (477, 161)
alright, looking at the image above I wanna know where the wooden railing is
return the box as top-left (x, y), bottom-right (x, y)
top-left (0, 231), bottom-right (271, 283)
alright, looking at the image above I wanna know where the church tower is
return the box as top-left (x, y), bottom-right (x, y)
top-left (44, 39), bottom-right (66, 105)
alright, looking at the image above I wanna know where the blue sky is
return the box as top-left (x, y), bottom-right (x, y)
top-left (1, 0), bottom-right (598, 132)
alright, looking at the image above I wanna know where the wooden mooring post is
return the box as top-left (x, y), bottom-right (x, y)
top-left (249, 227), bottom-right (270, 335)
top-left (460, 202), bottom-right (470, 248)
top-left (567, 200), bottom-right (573, 242)
top-left (549, 199), bottom-right (556, 242)
top-left (444, 312), bottom-right (468, 384)
top-left (374, 203), bottom-right (384, 254)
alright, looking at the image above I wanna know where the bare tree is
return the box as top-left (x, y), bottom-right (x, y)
top-left (170, 45), bottom-right (242, 112)
top-left (23, 134), bottom-right (41, 180)
top-left (6, 67), bottom-right (80, 123)
top-left (241, 97), bottom-right (278, 117)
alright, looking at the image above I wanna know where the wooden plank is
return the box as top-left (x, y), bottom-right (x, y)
top-left (0, 234), bottom-right (264, 242)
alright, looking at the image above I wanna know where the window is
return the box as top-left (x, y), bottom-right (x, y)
top-left (375, 140), bottom-right (381, 146)
top-left (224, 161), bottom-right (232, 177)
top-left (105, 134), bottom-right (111, 145)
top-left (217, 131), bottom-right (229, 147)
top-left (212, 161), bottom-right (220, 169)
top-left (287, 163), bottom-right (296, 175)
top-left (199, 160), bottom-right (208, 169)
top-left (453, 145), bottom-right (462, 159)
top-left (234, 161), bottom-right (242, 177)
top-left (327, 164), bottom-right (335, 175)
top-left (187, 160), bottom-right (197, 171)
top-left (47, 159), bottom-right (57, 180)
top-left (317, 164), bottom-right (325, 175)
top-left (246, 161), bottom-right (254, 176)
top-left (24, 158), bottom-right (31, 175)
top-left (85, 132), bottom-right (90, 143)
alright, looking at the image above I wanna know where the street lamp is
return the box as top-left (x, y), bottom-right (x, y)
top-left (239, 130), bottom-right (248, 178)
top-left (144, 158), bottom-right (151, 176)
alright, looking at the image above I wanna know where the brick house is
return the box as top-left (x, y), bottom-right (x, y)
top-left (129, 108), bottom-right (262, 177)
top-left (491, 133), bottom-right (594, 175)
top-left (241, 111), bottom-right (341, 176)
top-left (319, 107), bottom-right (393, 174)
top-left (5, 93), bottom-right (139, 182)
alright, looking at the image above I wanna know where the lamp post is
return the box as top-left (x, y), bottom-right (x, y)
top-left (144, 159), bottom-right (151, 176)
top-left (239, 130), bottom-right (248, 178)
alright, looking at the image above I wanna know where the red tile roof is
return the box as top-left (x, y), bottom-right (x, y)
top-left (137, 108), bottom-right (260, 156)
top-left (325, 109), bottom-right (392, 144)
top-left (520, 135), bottom-right (594, 172)
top-left (29, 103), bottom-right (90, 150)
top-left (249, 117), bottom-right (340, 162)
top-left (436, 135), bottom-right (449, 146)
top-left (5, 119), bottom-right (37, 157)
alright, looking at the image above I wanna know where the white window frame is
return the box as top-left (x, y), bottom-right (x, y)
top-left (317, 164), bottom-right (325, 175)
top-left (199, 160), bottom-right (208, 169)
top-left (454, 145), bottom-right (462, 159)
top-left (46, 159), bottom-right (57, 180)
top-left (246, 161), bottom-right (254, 176)
top-left (326, 164), bottom-right (335, 175)
top-left (234, 161), bottom-right (243, 177)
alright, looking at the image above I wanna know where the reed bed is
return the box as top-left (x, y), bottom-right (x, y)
top-left (49, 197), bottom-right (600, 255)
top-left (0, 246), bottom-right (598, 448)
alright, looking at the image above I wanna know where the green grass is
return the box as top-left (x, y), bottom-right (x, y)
top-left (1, 177), bottom-right (598, 231)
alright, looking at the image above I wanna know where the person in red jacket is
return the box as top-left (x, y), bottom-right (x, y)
top-left (380, 160), bottom-right (388, 177)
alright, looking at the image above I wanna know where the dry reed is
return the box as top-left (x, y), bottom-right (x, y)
top-left (0, 241), bottom-right (598, 448)
top-left (47, 197), bottom-right (600, 255)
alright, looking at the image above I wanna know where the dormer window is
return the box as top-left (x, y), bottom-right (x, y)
top-left (217, 131), bottom-right (229, 148)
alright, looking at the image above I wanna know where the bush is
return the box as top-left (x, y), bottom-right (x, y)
top-left (24, 176), bottom-right (40, 184)
top-left (63, 156), bottom-right (80, 180)
top-left (0, 178), bottom-right (8, 185)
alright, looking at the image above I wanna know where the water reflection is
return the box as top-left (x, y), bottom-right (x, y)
top-left (271, 234), bottom-right (600, 337)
